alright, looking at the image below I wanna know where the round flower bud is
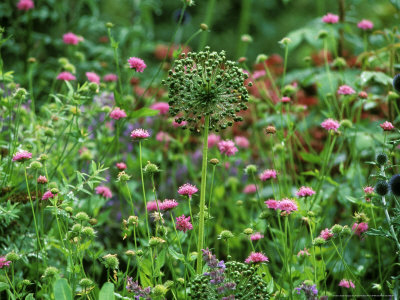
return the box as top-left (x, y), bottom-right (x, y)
top-left (279, 37), bottom-right (291, 45)
top-left (28, 57), bottom-right (36, 63)
top-left (144, 161), bottom-right (160, 174)
top-left (259, 210), bottom-right (270, 219)
top-left (238, 57), bottom-right (247, 63)
top-left (200, 23), bottom-right (208, 31)
top-left (50, 188), bottom-right (59, 194)
top-left (318, 30), bottom-right (328, 39)
top-left (106, 22), bottom-right (114, 28)
top-left (313, 237), bottom-right (326, 246)
top-left (89, 218), bottom-right (98, 225)
top-left (127, 216), bottom-right (139, 226)
top-left (80, 278), bottom-right (93, 288)
top-left (388, 91), bottom-right (399, 101)
top-left (340, 119), bottom-right (352, 129)
top-left (219, 230), bottom-right (234, 239)
top-left (43, 266), bottom-right (59, 278)
top-left (49, 182), bottom-right (58, 189)
top-left (136, 249), bottom-right (144, 257)
top-left (29, 161), bottom-right (43, 170)
top-left (82, 226), bottom-right (95, 238)
top-left (153, 284), bottom-right (168, 296)
top-left (265, 125), bottom-right (276, 135)
top-left (307, 211), bottom-right (315, 218)
top-left (125, 250), bottom-right (136, 257)
top-left (58, 57), bottom-right (69, 66)
top-left (5, 252), bottom-right (20, 262)
top-left (209, 158), bottom-right (219, 165)
top-left (358, 91), bottom-right (368, 99)
top-left (256, 54), bottom-right (268, 63)
top-left (376, 153), bottom-right (388, 166)
top-left (244, 164), bottom-right (257, 174)
top-left (243, 228), bottom-right (253, 235)
top-left (341, 225), bottom-right (351, 236)
top-left (102, 106), bottom-right (112, 114)
top-left (75, 212), bottom-right (90, 222)
top-left (117, 171), bottom-right (131, 182)
top-left (149, 236), bottom-right (166, 247)
top-left (241, 34), bottom-right (253, 43)
top-left (331, 224), bottom-right (343, 234)
top-left (177, 278), bottom-right (185, 285)
top-left (64, 63), bottom-right (76, 73)
top-left (332, 57), bottom-right (347, 68)
top-left (21, 279), bottom-right (31, 285)
top-left (102, 254), bottom-right (119, 270)
top-left (282, 84), bottom-right (296, 96)
top-left (44, 128), bottom-right (55, 137)
top-left (375, 180), bottom-right (389, 196)
top-left (236, 200), bottom-right (243, 206)
top-left (13, 88), bottom-right (28, 100)
top-left (39, 154), bottom-right (48, 161)
top-left (71, 224), bottom-right (82, 233)
top-left (65, 206), bottom-right (73, 214)
top-left (88, 82), bottom-right (99, 93)
top-left (390, 174), bottom-right (400, 196)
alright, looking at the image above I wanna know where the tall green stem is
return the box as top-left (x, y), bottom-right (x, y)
top-left (139, 141), bottom-right (150, 239)
top-left (196, 115), bottom-right (210, 274)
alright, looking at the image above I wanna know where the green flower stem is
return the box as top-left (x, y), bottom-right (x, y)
top-left (122, 257), bottom-right (131, 293)
top-left (107, 28), bottom-right (123, 99)
top-left (4, 270), bottom-right (18, 299)
top-left (28, 62), bottom-right (35, 117)
top-left (196, 115), bottom-right (210, 274)
top-left (198, 0), bottom-right (216, 50)
top-left (319, 246), bottom-right (327, 295)
top-left (323, 39), bottom-right (340, 117)
top-left (170, 213), bottom-right (187, 299)
top-left (139, 141), bottom-right (150, 240)
top-left (206, 164), bottom-right (216, 245)
top-left (125, 182), bottom-right (136, 216)
top-left (251, 172), bottom-right (263, 210)
top-left (285, 217), bottom-right (293, 300)
top-left (309, 223), bottom-right (317, 284)
top-left (370, 205), bottom-right (383, 288)
top-left (281, 43), bottom-right (289, 90)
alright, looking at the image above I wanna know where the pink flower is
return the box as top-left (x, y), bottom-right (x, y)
top-left (0, 256), bottom-right (11, 268)
top-left (57, 72), bottom-right (76, 81)
top-left (321, 118), bottom-right (340, 131)
top-left (265, 199), bottom-right (279, 210)
top-left (259, 169), bottom-right (277, 181)
top-left (277, 198), bottom-right (298, 213)
top-left (363, 186), bottom-right (374, 195)
top-left (297, 248), bottom-right (310, 257)
top-left (86, 72), bottom-right (100, 84)
top-left (116, 162), bottom-right (127, 170)
top-left (128, 57), bottom-right (147, 72)
top-left (110, 107), bottom-right (127, 120)
top-left (339, 279), bottom-right (355, 289)
top-left (147, 200), bottom-right (162, 212)
top-left (37, 175), bottom-right (48, 184)
top-left (250, 232), bottom-right (264, 241)
top-left (160, 199), bottom-right (179, 211)
top-left (208, 134), bottom-right (221, 148)
top-left (243, 184), bottom-right (257, 194)
top-left (245, 252), bottom-right (269, 264)
top-left (358, 19), bottom-right (373, 30)
top-left (352, 222), bottom-right (368, 236)
top-left (380, 121), bottom-right (394, 131)
top-left (130, 129), bottom-right (150, 139)
top-left (63, 32), bottom-right (83, 45)
top-left (95, 186), bottom-right (112, 199)
top-left (42, 190), bottom-right (55, 200)
top-left (156, 131), bottom-right (171, 143)
top-left (296, 186), bottom-right (316, 197)
top-left (322, 13), bottom-right (339, 24)
top-left (234, 136), bottom-right (250, 148)
top-left (281, 96), bottom-right (291, 103)
top-left (176, 215), bottom-right (193, 232)
top-left (172, 119), bottom-right (187, 128)
top-left (150, 102), bottom-right (169, 115)
top-left (103, 74), bottom-right (118, 82)
top-left (178, 183), bottom-right (198, 197)
top-left (358, 91), bottom-right (368, 99)
top-left (319, 228), bottom-right (333, 240)
top-left (218, 140), bottom-right (238, 156)
top-left (337, 85), bottom-right (355, 95)
top-left (252, 70), bottom-right (266, 80)
top-left (17, 0), bottom-right (34, 11)
top-left (12, 150), bottom-right (32, 162)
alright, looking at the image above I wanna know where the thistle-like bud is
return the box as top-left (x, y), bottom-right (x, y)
top-left (375, 180), bottom-right (389, 196)
top-left (144, 161), bottom-right (160, 174)
top-left (376, 153), bottom-right (388, 166)
top-left (331, 224), bottom-right (343, 235)
top-left (43, 267), bottom-right (59, 278)
top-left (149, 236), bottom-right (166, 247)
top-left (5, 252), bottom-right (19, 262)
top-left (29, 161), bottom-right (42, 170)
top-left (219, 230), bottom-right (234, 239)
top-left (80, 278), bottom-right (93, 288)
top-left (243, 228), bottom-right (253, 235)
top-left (82, 226), bottom-right (95, 238)
top-left (209, 158), bottom-right (219, 165)
top-left (256, 54), bottom-right (268, 63)
top-left (153, 284), bottom-right (168, 296)
top-left (117, 171), bottom-right (131, 182)
top-left (313, 237), bottom-right (326, 246)
top-left (102, 254), bottom-right (119, 270)
top-left (75, 212), bottom-right (90, 222)
top-left (244, 164), bottom-right (257, 174)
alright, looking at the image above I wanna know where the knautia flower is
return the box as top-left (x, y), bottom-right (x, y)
top-left (17, 0), bottom-right (34, 11)
top-left (265, 199), bottom-right (279, 210)
top-left (130, 128), bottom-right (150, 139)
top-left (156, 131), bottom-right (171, 143)
top-left (250, 232), bottom-right (264, 241)
top-left (56, 71), bottom-right (76, 81)
top-left (116, 162), bottom-right (127, 170)
top-left (178, 183), bottom-right (198, 197)
top-left (95, 186), bottom-right (112, 199)
top-left (208, 133), bottom-right (221, 147)
top-left (321, 118), bottom-right (340, 131)
top-left (297, 248), bottom-right (311, 257)
top-left (380, 121), bottom-right (394, 131)
top-left (243, 184), bottom-right (257, 194)
top-left (338, 279), bottom-right (355, 289)
top-left (281, 96), bottom-right (291, 103)
top-left (234, 136), bottom-right (249, 148)
top-left (322, 13), bottom-right (339, 24)
top-left (163, 46), bottom-right (251, 131)
top-left (176, 215), bottom-right (193, 232)
top-left (218, 140), bottom-right (238, 156)
top-left (37, 175), bottom-right (48, 184)
top-left (63, 32), bottom-right (83, 45)
top-left (110, 107), bottom-right (127, 120)
top-left (86, 72), bottom-right (100, 84)
top-left (0, 256), bottom-right (11, 268)
top-left (160, 199), bottom-right (179, 211)
top-left (128, 57), bottom-right (147, 72)
top-left (363, 186), bottom-right (374, 197)
top-left (337, 85), bottom-right (355, 95)
top-left (42, 190), bottom-right (55, 200)
top-left (319, 228), bottom-right (333, 240)
top-left (244, 252), bottom-right (269, 264)
top-left (352, 222), bottom-right (368, 236)
top-left (150, 102), bottom-right (170, 115)
top-left (277, 198), bottom-right (298, 214)
top-left (12, 150), bottom-right (32, 162)
top-left (259, 169), bottom-right (277, 181)
top-left (296, 186), bottom-right (316, 197)
top-left (358, 19), bottom-right (373, 30)
top-left (103, 73), bottom-right (118, 82)
top-left (147, 200), bottom-right (162, 212)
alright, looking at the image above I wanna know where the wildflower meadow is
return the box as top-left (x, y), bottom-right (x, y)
top-left (1, 0), bottom-right (400, 299)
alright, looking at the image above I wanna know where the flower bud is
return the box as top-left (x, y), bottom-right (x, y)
top-left (144, 161), bottom-right (160, 174)
top-left (149, 236), bottom-right (166, 247)
top-left (243, 228), bottom-right (253, 235)
top-left (200, 23), bottom-right (208, 31)
top-left (209, 158), bottom-right (219, 165)
top-left (219, 230), bottom-right (234, 239)
top-left (331, 224), bottom-right (343, 234)
top-left (5, 252), bottom-right (20, 262)
top-left (375, 180), bottom-right (389, 196)
top-left (102, 254), bottom-right (119, 270)
top-left (313, 237), bottom-right (326, 246)
top-left (256, 54), bottom-right (268, 63)
top-left (244, 164), bottom-right (257, 174)
top-left (82, 226), bottom-right (95, 238)
top-left (376, 153), bottom-right (388, 166)
top-left (79, 278), bottom-right (93, 288)
top-left (29, 161), bottom-right (42, 170)
top-left (75, 212), bottom-right (90, 222)
top-left (43, 266), bottom-right (59, 278)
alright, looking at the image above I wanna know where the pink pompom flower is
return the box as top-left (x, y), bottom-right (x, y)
top-left (243, 184), bottom-right (257, 194)
top-left (245, 252), bottom-right (269, 264)
top-left (358, 19), bottom-right (373, 30)
top-left (281, 96), bottom-right (291, 103)
top-left (0, 256), bottom-right (11, 269)
top-left (234, 136), bottom-right (250, 148)
top-left (17, 0), bottom-right (34, 11)
top-left (150, 102), bottom-right (170, 115)
top-left (110, 107), bottom-right (127, 120)
top-left (218, 140), bottom-right (238, 156)
top-left (321, 118), bottom-right (340, 131)
top-left (297, 248), bottom-right (311, 257)
top-left (178, 183), bottom-right (198, 197)
top-left (337, 85), bottom-right (355, 95)
top-left (250, 232), bottom-right (264, 241)
top-left (12, 150), bottom-right (32, 162)
top-left (103, 74), bottom-right (118, 82)
top-left (116, 162), bottom-right (127, 170)
top-left (130, 129), bottom-right (150, 139)
top-left (128, 57), bottom-right (147, 73)
top-left (147, 200), bottom-right (162, 212)
top-left (63, 32), bottom-right (83, 45)
top-left (57, 72), bottom-right (76, 81)
top-left (95, 186), bottom-right (112, 199)
top-left (37, 175), bottom-right (48, 184)
top-left (277, 198), bottom-right (298, 214)
top-left (338, 279), bottom-right (355, 289)
top-left (176, 215), bottom-right (193, 232)
top-left (322, 13), bottom-right (339, 24)
top-left (265, 199), bottom-right (279, 210)
top-left (380, 121), bottom-right (394, 131)
top-left (160, 199), bottom-right (179, 211)
top-left (86, 72), bottom-right (100, 84)
top-left (156, 131), bottom-right (171, 143)
top-left (259, 169), bottom-right (277, 181)
top-left (352, 222), bottom-right (368, 236)
top-left (208, 134), bottom-right (221, 148)
top-left (319, 228), bottom-right (334, 240)
top-left (42, 190), bottom-right (55, 200)
top-left (296, 186), bottom-right (316, 197)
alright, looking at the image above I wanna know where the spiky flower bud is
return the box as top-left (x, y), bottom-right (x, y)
top-left (331, 224), bottom-right (343, 234)
top-left (219, 230), bottom-right (234, 239)
top-left (13, 88), bottom-right (27, 101)
top-left (126, 250), bottom-right (136, 257)
top-left (164, 46), bottom-right (250, 131)
top-left (43, 267), bottom-right (59, 278)
top-left (282, 84), bottom-right (296, 96)
top-left (244, 164), bottom-right (257, 174)
top-left (388, 91), bottom-right (399, 101)
top-left (136, 249), bottom-right (144, 257)
top-left (127, 216), bottom-right (139, 226)
top-left (389, 174), bottom-right (400, 196)
top-left (49, 182), bottom-right (58, 189)
top-left (5, 252), bottom-right (20, 262)
top-left (44, 128), bottom-right (55, 137)
top-left (375, 180), bottom-right (389, 196)
top-left (265, 125), bottom-right (277, 135)
top-left (117, 171), bottom-right (131, 182)
top-left (80, 278), bottom-right (93, 288)
top-left (393, 74), bottom-right (400, 93)
top-left (39, 154), bottom-right (48, 161)
top-left (65, 206), bottom-right (73, 214)
top-left (75, 212), bottom-right (90, 222)
top-left (102, 254), bottom-right (119, 270)
top-left (29, 161), bottom-right (42, 170)
top-left (82, 226), bottom-right (95, 238)
top-left (144, 161), bottom-right (160, 174)
top-left (243, 228), bottom-right (253, 235)
top-left (376, 153), bottom-right (388, 166)
top-left (209, 158), bottom-right (219, 165)
top-left (313, 237), bottom-right (326, 246)
top-left (71, 224), bottom-right (82, 233)
top-left (153, 284), bottom-right (168, 296)
top-left (149, 236), bottom-right (166, 247)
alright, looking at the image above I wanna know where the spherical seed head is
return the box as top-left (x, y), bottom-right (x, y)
top-left (136, 249), bottom-right (144, 257)
top-left (125, 250), bottom-right (136, 257)
top-left (209, 158), bottom-right (220, 165)
top-left (79, 278), bottom-right (93, 288)
top-left (43, 266), bottom-right (59, 278)
top-left (71, 224), bottom-right (82, 233)
top-left (164, 46), bottom-right (250, 131)
top-left (82, 226), bottom-right (95, 238)
top-left (376, 153), bottom-right (388, 166)
top-left (144, 161), bottom-right (159, 174)
top-left (102, 254), bottom-right (119, 270)
top-left (389, 174), bottom-right (400, 196)
top-left (29, 161), bottom-right (42, 170)
top-left (117, 171), bottom-right (131, 182)
top-left (243, 228), bottom-right (253, 235)
top-left (265, 125), bottom-right (276, 135)
top-left (375, 180), bottom-right (389, 196)
top-left (244, 164), bottom-right (257, 174)
top-left (393, 74), bottom-right (400, 93)
top-left (75, 212), bottom-right (90, 222)
top-left (313, 237), bottom-right (326, 246)
top-left (331, 224), bottom-right (343, 234)
top-left (219, 230), bottom-right (234, 239)
top-left (5, 252), bottom-right (19, 262)
top-left (153, 284), bottom-right (168, 296)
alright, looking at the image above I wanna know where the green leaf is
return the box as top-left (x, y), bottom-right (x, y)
top-left (360, 71), bottom-right (393, 86)
top-left (0, 282), bottom-right (9, 292)
top-left (130, 107), bottom-right (159, 119)
top-left (168, 246), bottom-right (185, 261)
top-left (53, 278), bottom-right (72, 300)
top-left (25, 294), bottom-right (35, 300)
top-left (99, 282), bottom-right (115, 300)
top-left (300, 152), bottom-right (321, 164)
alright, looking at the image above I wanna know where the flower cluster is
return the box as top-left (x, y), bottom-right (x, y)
top-left (12, 150), bottom-right (32, 162)
top-left (202, 248), bottom-right (227, 284)
top-left (126, 277), bottom-right (151, 299)
top-left (259, 169), bottom-right (277, 181)
top-left (296, 186), bottom-right (315, 197)
top-left (178, 183), bottom-right (198, 197)
top-left (338, 279), bottom-right (355, 289)
top-left (218, 140), bottom-right (238, 156)
top-left (163, 46), bottom-right (251, 131)
top-left (244, 252), bottom-right (269, 264)
top-left (295, 281), bottom-right (318, 300)
top-left (95, 186), bottom-right (112, 199)
top-left (176, 215), bottom-right (193, 232)
top-left (265, 198), bottom-right (298, 214)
